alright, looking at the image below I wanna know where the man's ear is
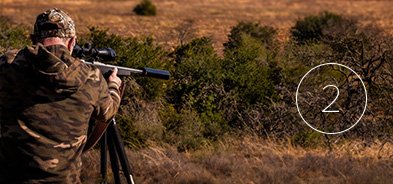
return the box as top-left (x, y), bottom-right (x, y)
top-left (68, 36), bottom-right (76, 54)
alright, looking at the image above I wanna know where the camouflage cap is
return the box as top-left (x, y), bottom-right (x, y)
top-left (33, 8), bottom-right (76, 39)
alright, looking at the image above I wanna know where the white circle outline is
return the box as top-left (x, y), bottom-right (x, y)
top-left (295, 62), bottom-right (368, 135)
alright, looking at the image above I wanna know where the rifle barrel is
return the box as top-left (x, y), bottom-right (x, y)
top-left (82, 60), bottom-right (170, 80)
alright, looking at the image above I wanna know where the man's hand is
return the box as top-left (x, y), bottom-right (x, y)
top-left (107, 67), bottom-right (125, 98)
top-left (107, 67), bottom-right (122, 87)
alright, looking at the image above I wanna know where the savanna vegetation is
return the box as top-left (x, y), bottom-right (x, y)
top-left (1, 9), bottom-right (392, 183)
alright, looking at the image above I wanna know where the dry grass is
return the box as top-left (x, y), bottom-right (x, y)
top-left (2, 0), bottom-right (393, 52)
top-left (82, 137), bottom-right (393, 184)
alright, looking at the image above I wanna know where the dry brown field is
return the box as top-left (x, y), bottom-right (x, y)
top-left (2, 0), bottom-right (393, 52)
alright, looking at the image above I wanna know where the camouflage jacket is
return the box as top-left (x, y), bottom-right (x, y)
top-left (0, 44), bottom-right (121, 183)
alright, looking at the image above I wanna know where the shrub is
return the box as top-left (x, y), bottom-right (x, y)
top-left (133, 0), bottom-right (157, 16)
top-left (166, 31), bottom-right (283, 142)
top-left (288, 14), bottom-right (393, 141)
top-left (287, 42), bottom-right (333, 67)
top-left (223, 34), bottom-right (278, 105)
top-left (221, 34), bottom-right (281, 129)
top-left (224, 21), bottom-right (277, 52)
top-left (290, 11), bottom-right (354, 44)
top-left (166, 37), bottom-right (228, 142)
top-left (168, 37), bottom-right (223, 113)
top-left (324, 26), bottom-right (393, 139)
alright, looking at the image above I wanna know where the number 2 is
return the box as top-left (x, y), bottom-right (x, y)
top-left (322, 85), bottom-right (340, 113)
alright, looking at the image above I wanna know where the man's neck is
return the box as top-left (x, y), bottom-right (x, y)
top-left (41, 37), bottom-right (67, 48)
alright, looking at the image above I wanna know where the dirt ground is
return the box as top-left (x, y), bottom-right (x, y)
top-left (2, 0), bottom-right (393, 52)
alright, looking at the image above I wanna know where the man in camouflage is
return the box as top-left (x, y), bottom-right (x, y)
top-left (0, 8), bottom-right (122, 183)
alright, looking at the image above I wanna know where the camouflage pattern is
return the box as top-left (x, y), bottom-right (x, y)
top-left (33, 8), bottom-right (76, 38)
top-left (0, 44), bottom-right (121, 183)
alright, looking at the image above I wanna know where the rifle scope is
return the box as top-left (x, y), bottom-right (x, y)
top-left (72, 44), bottom-right (116, 61)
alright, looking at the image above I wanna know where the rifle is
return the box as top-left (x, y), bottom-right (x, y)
top-left (72, 44), bottom-right (170, 184)
top-left (72, 44), bottom-right (170, 79)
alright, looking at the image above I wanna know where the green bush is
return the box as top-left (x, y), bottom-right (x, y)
top-left (287, 42), bottom-right (333, 67)
top-left (223, 34), bottom-right (278, 105)
top-left (168, 37), bottom-right (223, 112)
top-left (290, 11), bottom-right (354, 44)
top-left (166, 37), bottom-right (228, 142)
top-left (224, 21), bottom-right (277, 52)
top-left (222, 34), bottom-right (281, 129)
top-left (167, 27), bottom-right (282, 135)
top-left (133, 0), bottom-right (157, 16)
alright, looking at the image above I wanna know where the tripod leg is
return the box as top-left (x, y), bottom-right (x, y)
top-left (100, 132), bottom-right (108, 184)
top-left (109, 119), bottom-right (135, 184)
top-left (108, 133), bottom-right (121, 184)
